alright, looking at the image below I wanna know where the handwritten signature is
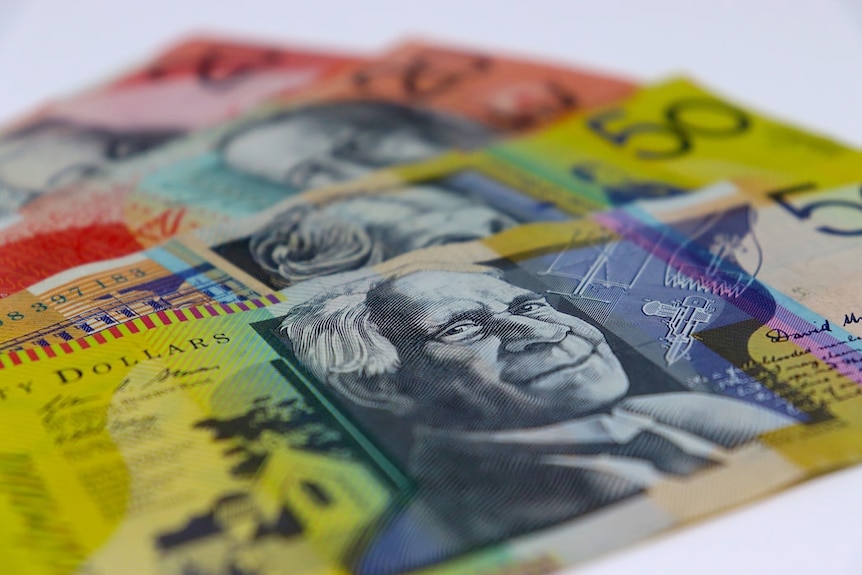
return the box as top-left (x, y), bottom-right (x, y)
top-left (117, 365), bottom-right (220, 392)
top-left (766, 320), bottom-right (832, 343)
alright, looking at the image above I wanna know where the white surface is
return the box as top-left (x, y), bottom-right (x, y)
top-left (2, 1), bottom-right (862, 573)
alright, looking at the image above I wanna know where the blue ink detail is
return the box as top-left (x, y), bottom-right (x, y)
top-left (140, 153), bottom-right (300, 216)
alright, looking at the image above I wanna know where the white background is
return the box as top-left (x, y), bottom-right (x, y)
top-left (2, 1), bottom-right (862, 573)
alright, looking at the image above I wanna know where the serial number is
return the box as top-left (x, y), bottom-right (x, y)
top-left (0, 268), bottom-right (147, 327)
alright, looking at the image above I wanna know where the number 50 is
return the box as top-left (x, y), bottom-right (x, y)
top-left (769, 183), bottom-right (862, 236)
top-left (587, 98), bottom-right (751, 160)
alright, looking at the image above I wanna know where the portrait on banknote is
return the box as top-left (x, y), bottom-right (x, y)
top-left (245, 227), bottom-right (799, 572)
top-left (0, 118), bottom-right (181, 222)
top-left (210, 170), bottom-right (569, 289)
top-left (244, 185), bottom-right (516, 286)
top-left (149, 199), bottom-right (858, 575)
top-left (133, 100), bottom-right (496, 228)
top-left (215, 100), bottom-right (492, 189)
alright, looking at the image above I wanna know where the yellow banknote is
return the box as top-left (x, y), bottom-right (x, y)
top-left (636, 177), bottom-right (862, 340)
top-left (489, 77), bottom-right (862, 206)
top-left (3, 213), bottom-right (862, 574)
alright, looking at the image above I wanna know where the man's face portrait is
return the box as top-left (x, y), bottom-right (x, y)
top-left (367, 271), bottom-right (630, 429)
top-left (0, 119), bottom-right (180, 206)
top-left (218, 100), bottom-right (492, 190)
top-left (328, 186), bottom-right (515, 250)
top-left (275, 265), bottom-right (796, 565)
top-left (248, 186), bottom-right (516, 287)
top-left (282, 269), bottom-right (630, 432)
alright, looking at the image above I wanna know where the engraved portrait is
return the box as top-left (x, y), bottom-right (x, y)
top-left (216, 100), bottom-right (492, 190)
top-left (0, 118), bottom-right (181, 220)
top-left (245, 184), bottom-right (517, 288)
top-left (276, 265), bottom-right (794, 572)
top-left (209, 165), bottom-right (570, 289)
top-left (205, 101), bottom-right (514, 289)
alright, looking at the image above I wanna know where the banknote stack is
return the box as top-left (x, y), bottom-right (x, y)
top-left (3, 34), bottom-right (862, 575)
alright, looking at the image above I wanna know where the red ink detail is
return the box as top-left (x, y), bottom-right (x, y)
top-left (133, 207), bottom-right (188, 245)
top-left (0, 223), bottom-right (144, 296)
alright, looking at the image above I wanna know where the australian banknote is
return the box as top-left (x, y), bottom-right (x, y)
top-left (0, 35), bottom-right (359, 296)
top-left (0, 40), bottom-right (636, 296)
top-left (3, 78), bottom-right (861, 358)
top-left (3, 74), bottom-right (860, 355)
top-left (118, 40), bottom-right (634, 245)
top-left (0, 152), bottom-right (606, 353)
top-left (3, 213), bottom-right (862, 575)
top-left (634, 177), bottom-right (862, 341)
top-left (490, 77), bottom-right (862, 203)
